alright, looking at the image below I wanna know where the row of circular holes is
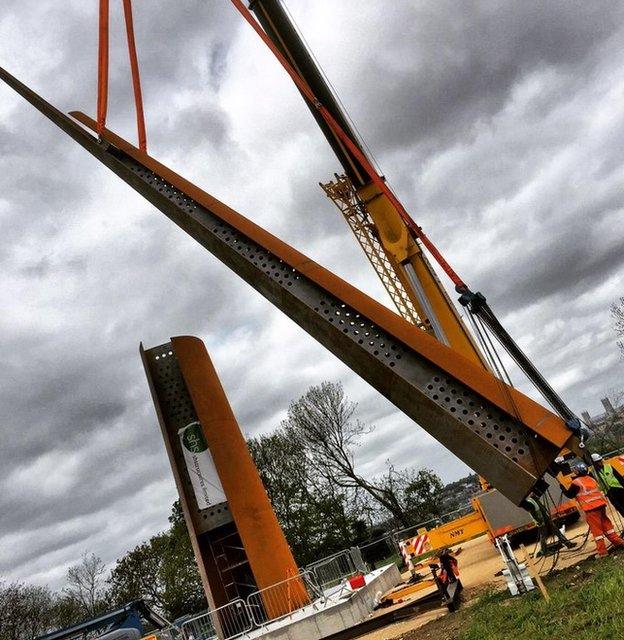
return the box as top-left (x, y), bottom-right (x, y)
top-left (312, 299), bottom-right (403, 368)
top-left (135, 169), bottom-right (405, 374)
top-left (427, 376), bottom-right (528, 460)
top-left (138, 274), bottom-right (228, 517)
top-left (157, 375), bottom-right (195, 424)
top-left (202, 503), bottom-right (228, 520)
top-left (152, 362), bottom-right (200, 508)
top-left (122, 172), bottom-right (296, 291)
top-left (132, 165), bottom-right (201, 215)
top-left (216, 228), bottom-right (300, 288)
top-left (154, 357), bottom-right (196, 423)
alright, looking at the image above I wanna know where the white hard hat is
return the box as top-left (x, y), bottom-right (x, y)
top-left (591, 453), bottom-right (603, 462)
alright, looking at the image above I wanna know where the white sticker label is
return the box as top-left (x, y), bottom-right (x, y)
top-left (178, 421), bottom-right (226, 509)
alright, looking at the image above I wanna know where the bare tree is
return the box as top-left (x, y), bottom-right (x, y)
top-left (63, 553), bottom-right (107, 617)
top-left (610, 296), bottom-right (624, 355)
top-left (283, 382), bottom-right (434, 528)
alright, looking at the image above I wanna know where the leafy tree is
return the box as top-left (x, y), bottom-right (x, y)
top-left (0, 582), bottom-right (55, 640)
top-left (49, 595), bottom-right (85, 631)
top-left (401, 467), bottom-right (445, 524)
top-left (108, 502), bottom-right (206, 620)
top-left (248, 428), bottom-right (366, 566)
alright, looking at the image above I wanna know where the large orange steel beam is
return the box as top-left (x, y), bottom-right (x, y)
top-left (0, 67), bottom-right (578, 504)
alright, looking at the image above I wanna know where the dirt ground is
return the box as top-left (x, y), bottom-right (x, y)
top-left (357, 517), bottom-right (600, 640)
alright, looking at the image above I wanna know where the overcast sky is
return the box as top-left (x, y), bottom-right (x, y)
top-left (2, 0), bottom-right (624, 590)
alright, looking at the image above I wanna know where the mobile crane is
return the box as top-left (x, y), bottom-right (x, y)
top-left (245, 0), bottom-right (582, 428)
top-left (245, 0), bottom-right (582, 548)
top-left (247, 0), bottom-right (487, 366)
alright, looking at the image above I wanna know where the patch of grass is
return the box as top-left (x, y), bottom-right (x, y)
top-left (459, 556), bottom-right (624, 640)
top-left (373, 553), bottom-right (403, 569)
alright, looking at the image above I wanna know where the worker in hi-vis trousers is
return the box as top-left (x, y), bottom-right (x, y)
top-left (591, 453), bottom-right (624, 521)
top-left (563, 463), bottom-right (624, 557)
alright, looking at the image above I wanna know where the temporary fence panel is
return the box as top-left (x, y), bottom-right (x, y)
top-left (246, 571), bottom-right (321, 626)
top-left (181, 600), bottom-right (253, 640)
top-left (308, 550), bottom-right (361, 590)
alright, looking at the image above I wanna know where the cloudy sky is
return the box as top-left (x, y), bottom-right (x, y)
top-left (2, 0), bottom-right (624, 590)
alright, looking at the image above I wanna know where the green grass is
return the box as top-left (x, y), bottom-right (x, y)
top-left (459, 556), bottom-right (624, 640)
top-left (372, 553), bottom-right (403, 569)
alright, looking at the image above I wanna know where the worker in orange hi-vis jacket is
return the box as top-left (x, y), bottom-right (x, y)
top-left (562, 463), bottom-right (624, 557)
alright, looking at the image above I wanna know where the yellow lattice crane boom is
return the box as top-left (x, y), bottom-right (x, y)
top-left (249, 0), bottom-right (488, 369)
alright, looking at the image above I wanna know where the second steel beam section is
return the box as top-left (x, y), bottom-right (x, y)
top-left (0, 67), bottom-right (576, 504)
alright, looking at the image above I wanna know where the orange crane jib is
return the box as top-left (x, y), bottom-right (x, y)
top-left (0, 67), bottom-right (578, 505)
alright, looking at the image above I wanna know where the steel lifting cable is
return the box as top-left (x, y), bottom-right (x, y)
top-left (122, 0), bottom-right (147, 151)
top-left (97, 0), bottom-right (109, 139)
top-left (96, 0), bottom-right (147, 151)
top-left (229, 0), bottom-right (467, 291)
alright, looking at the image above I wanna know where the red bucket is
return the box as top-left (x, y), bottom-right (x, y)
top-left (349, 574), bottom-right (366, 589)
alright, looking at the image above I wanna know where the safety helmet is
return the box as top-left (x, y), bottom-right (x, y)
top-left (574, 462), bottom-right (589, 476)
top-left (591, 453), bottom-right (603, 463)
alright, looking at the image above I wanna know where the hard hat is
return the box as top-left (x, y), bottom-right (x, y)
top-left (591, 453), bottom-right (603, 462)
top-left (574, 462), bottom-right (589, 476)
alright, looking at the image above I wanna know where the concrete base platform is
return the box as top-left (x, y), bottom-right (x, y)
top-left (248, 564), bottom-right (401, 640)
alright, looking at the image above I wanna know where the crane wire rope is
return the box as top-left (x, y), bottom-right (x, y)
top-left (279, 1), bottom-right (385, 178)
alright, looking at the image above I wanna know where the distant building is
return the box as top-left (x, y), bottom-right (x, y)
top-left (582, 396), bottom-right (624, 450)
top-left (582, 396), bottom-right (624, 428)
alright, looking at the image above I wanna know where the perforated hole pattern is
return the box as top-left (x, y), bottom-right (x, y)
top-left (146, 342), bottom-right (229, 523)
top-left (128, 158), bottom-right (541, 474)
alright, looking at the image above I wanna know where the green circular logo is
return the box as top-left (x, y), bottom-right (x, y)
top-left (182, 422), bottom-right (207, 453)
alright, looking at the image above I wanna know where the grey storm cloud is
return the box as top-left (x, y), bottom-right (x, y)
top-left (344, 1), bottom-right (624, 153)
top-left (2, 0), bottom-right (624, 589)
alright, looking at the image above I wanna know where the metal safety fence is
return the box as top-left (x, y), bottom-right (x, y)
top-left (246, 570), bottom-right (323, 627)
top-left (180, 599), bottom-right (253, 640)
top-left (307, 548), bottom-right (367, 591)
top-left (148, 628), bottom-right (181, 640)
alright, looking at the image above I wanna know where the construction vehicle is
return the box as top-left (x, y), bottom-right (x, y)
top-left (246, 0), bottom-right (581, 546)
top-left (398, 474), bottom-right (578, 564)
top-left (36, 600), bottom-right (171, 640)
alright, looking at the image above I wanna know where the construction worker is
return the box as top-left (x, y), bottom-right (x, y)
top-left (562, 462), bottom-right (624, 557)
top-left (591, 452), bottom-right (624, 518)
